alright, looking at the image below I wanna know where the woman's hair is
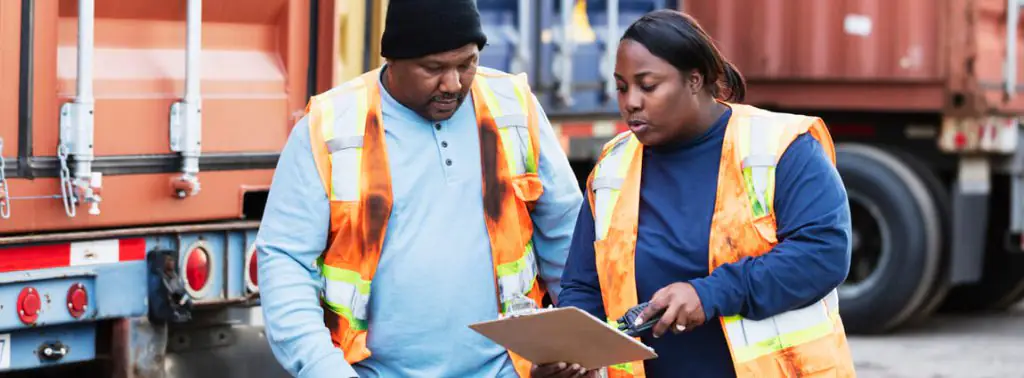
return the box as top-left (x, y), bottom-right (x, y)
top-left (621, 9), bottom-right (746, 102)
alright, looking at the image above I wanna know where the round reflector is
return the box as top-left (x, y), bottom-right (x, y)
top-left (185, 245), bottom-right (211, 294)
top-left (17, 287), bottom-right (41, 324)
top-left (244, 243), bottom-right (259, 293)
top-left (67, 283), bottom-right (88, 318)
top-left (249, 250), bottom-right (258, 287)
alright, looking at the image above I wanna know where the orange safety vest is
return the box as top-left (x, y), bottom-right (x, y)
top-left (586, 103), bottom-right (856, 378)
top-left (304, 66), bottom-right (547, 377)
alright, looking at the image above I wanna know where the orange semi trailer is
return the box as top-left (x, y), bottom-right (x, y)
top-left (0, 0), bottom-right (340, 376)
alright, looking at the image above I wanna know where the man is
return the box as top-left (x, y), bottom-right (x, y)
top-left (254, 0), bottom-right (582, 377)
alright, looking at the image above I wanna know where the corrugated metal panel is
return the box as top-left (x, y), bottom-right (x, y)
top-left (3, 0), bottom-right (312, 234)
top-left (35, 0), bottom-right (309, 157)
top-left (684, 0), bottom-right (944, 82)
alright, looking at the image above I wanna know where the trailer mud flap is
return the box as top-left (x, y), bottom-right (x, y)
top-left (950, 157), bottom-right (991, 284)
top-left (147, 249), bottom-right (193, 324)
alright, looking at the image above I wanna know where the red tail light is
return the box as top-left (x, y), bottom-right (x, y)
top-left (183, 242), bottom-right (211, 297)
top-left (67, 283), bottom-right (88, 319)
top-left (17, 287), bottom-right (41, 325)
top-left (245, 243), bottom-right (259, 293)
top-left (248, 253), bottom-right (258, 286)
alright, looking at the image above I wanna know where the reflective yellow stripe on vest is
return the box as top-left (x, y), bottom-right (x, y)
top-left (474, 71), bottom-right (538, 176)
top-left (726, 110), bottom-right (843, 362)
top-left (475, 69), bottom-right (544, 312)
top-left (496, 241), bottom-right (539, 312)
top-left (321, 81), bottom-right (370, 202)
top-left (600, 318), bottom-right (637, 375)
top-left (722, 289), bottom-right (839, 362)
top-left (609, 363), bottom-right (635, 375)
top-left (592, 135), bottom-right (644, 376)
top-left (736, 111), bottom-right (812, 219)
top-left (320, 261), bottom-right (371, 331)
top-left (736, 113), bottom-right (785, 218)
top-left (313, 80), bottom-right (376, 327)
top-left (592, 135), bottom-right (639, 240)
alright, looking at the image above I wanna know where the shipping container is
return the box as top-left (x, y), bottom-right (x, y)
top-left (686, 0), bottom-right (947, 111)
top-left (684, 0), bottom-right (1024, 117)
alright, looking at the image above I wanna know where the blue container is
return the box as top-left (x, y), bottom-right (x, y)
top-left (478, 0), bottom-right (535, 78)
top-left (476, 0), bottom-right (676, 117)
top-left (535, 0), bottom-right (675, 117)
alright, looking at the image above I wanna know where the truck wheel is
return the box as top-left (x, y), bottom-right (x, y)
top-left (883, 149), bottom-right (952, 326)
top-left (835, 144), bottom-right (943, 334)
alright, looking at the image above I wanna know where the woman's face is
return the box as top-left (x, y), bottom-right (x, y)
top-left (614, 39), bottom-right (701, 146)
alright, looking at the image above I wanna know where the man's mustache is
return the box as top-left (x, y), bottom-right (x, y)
top-left (431, 93), bottom-right (462, 102)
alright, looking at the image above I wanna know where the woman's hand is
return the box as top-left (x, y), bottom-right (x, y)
top-left (636, 282), bottom-right (706, 338)
top-left (530, 363), bottom-right (600, 378)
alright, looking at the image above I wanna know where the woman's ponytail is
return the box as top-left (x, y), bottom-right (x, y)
top-left (719, 60), bottom-right (747, 102)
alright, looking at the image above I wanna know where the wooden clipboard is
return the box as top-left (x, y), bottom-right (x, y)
top-left (468, 307), bottom-right (658, 370)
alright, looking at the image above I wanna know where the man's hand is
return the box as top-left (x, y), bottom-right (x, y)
top-left (530, 363), bottom-right (599, 378)
top-left (635, 282), bottom-right (705, 338)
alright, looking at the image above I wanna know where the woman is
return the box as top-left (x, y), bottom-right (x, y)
top-left (532, 9), bottom-right (856, 378)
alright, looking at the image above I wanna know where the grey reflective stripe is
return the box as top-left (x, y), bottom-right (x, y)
top-left (746, 120), bottom-right (776, 212)
top-left (327, 90), bottom-right (367, 202)
top-left (324, 277), bottom-right (370, 321)
top-left (483, 75), bottom-right (531, 176)
top-left (741, 154), bottom-right (776, 168)
top-left (591, 176), bottom-right (624, 190)
top-left (593, 137), bottom-right (631, 240)
top-left (494, 114), bottom-right (528, 129)
top-left (498, 248), bottom-right (538, 303)
top-left (326, 136), bottom-right (364, 153)
top-left (723, 293), bottom-right (833, 351)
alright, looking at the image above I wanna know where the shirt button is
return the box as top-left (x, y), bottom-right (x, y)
top-left (446, 159), bottom-right (453, 166)
top-left (435, 123), bottom-right (442, 130)
top-left (441, 141), bottom-right (448, 148)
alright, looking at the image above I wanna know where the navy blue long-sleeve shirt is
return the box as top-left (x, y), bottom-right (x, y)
top-left (558, 109), bottom-right (852, 378)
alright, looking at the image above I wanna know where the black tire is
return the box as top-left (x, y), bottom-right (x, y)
top-left (835, 144), bottom-right (943, 334)
top-left (939, 175), bottom-right (1024, 313)
top-left (883, 148), bottom-right (952, 326)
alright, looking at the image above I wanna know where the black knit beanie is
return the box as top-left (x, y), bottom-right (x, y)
top-left (380, 0), bottom-right (488, 59)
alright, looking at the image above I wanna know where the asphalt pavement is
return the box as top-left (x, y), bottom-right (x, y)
top-left (848, 302), bottom-right (1024, 378)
